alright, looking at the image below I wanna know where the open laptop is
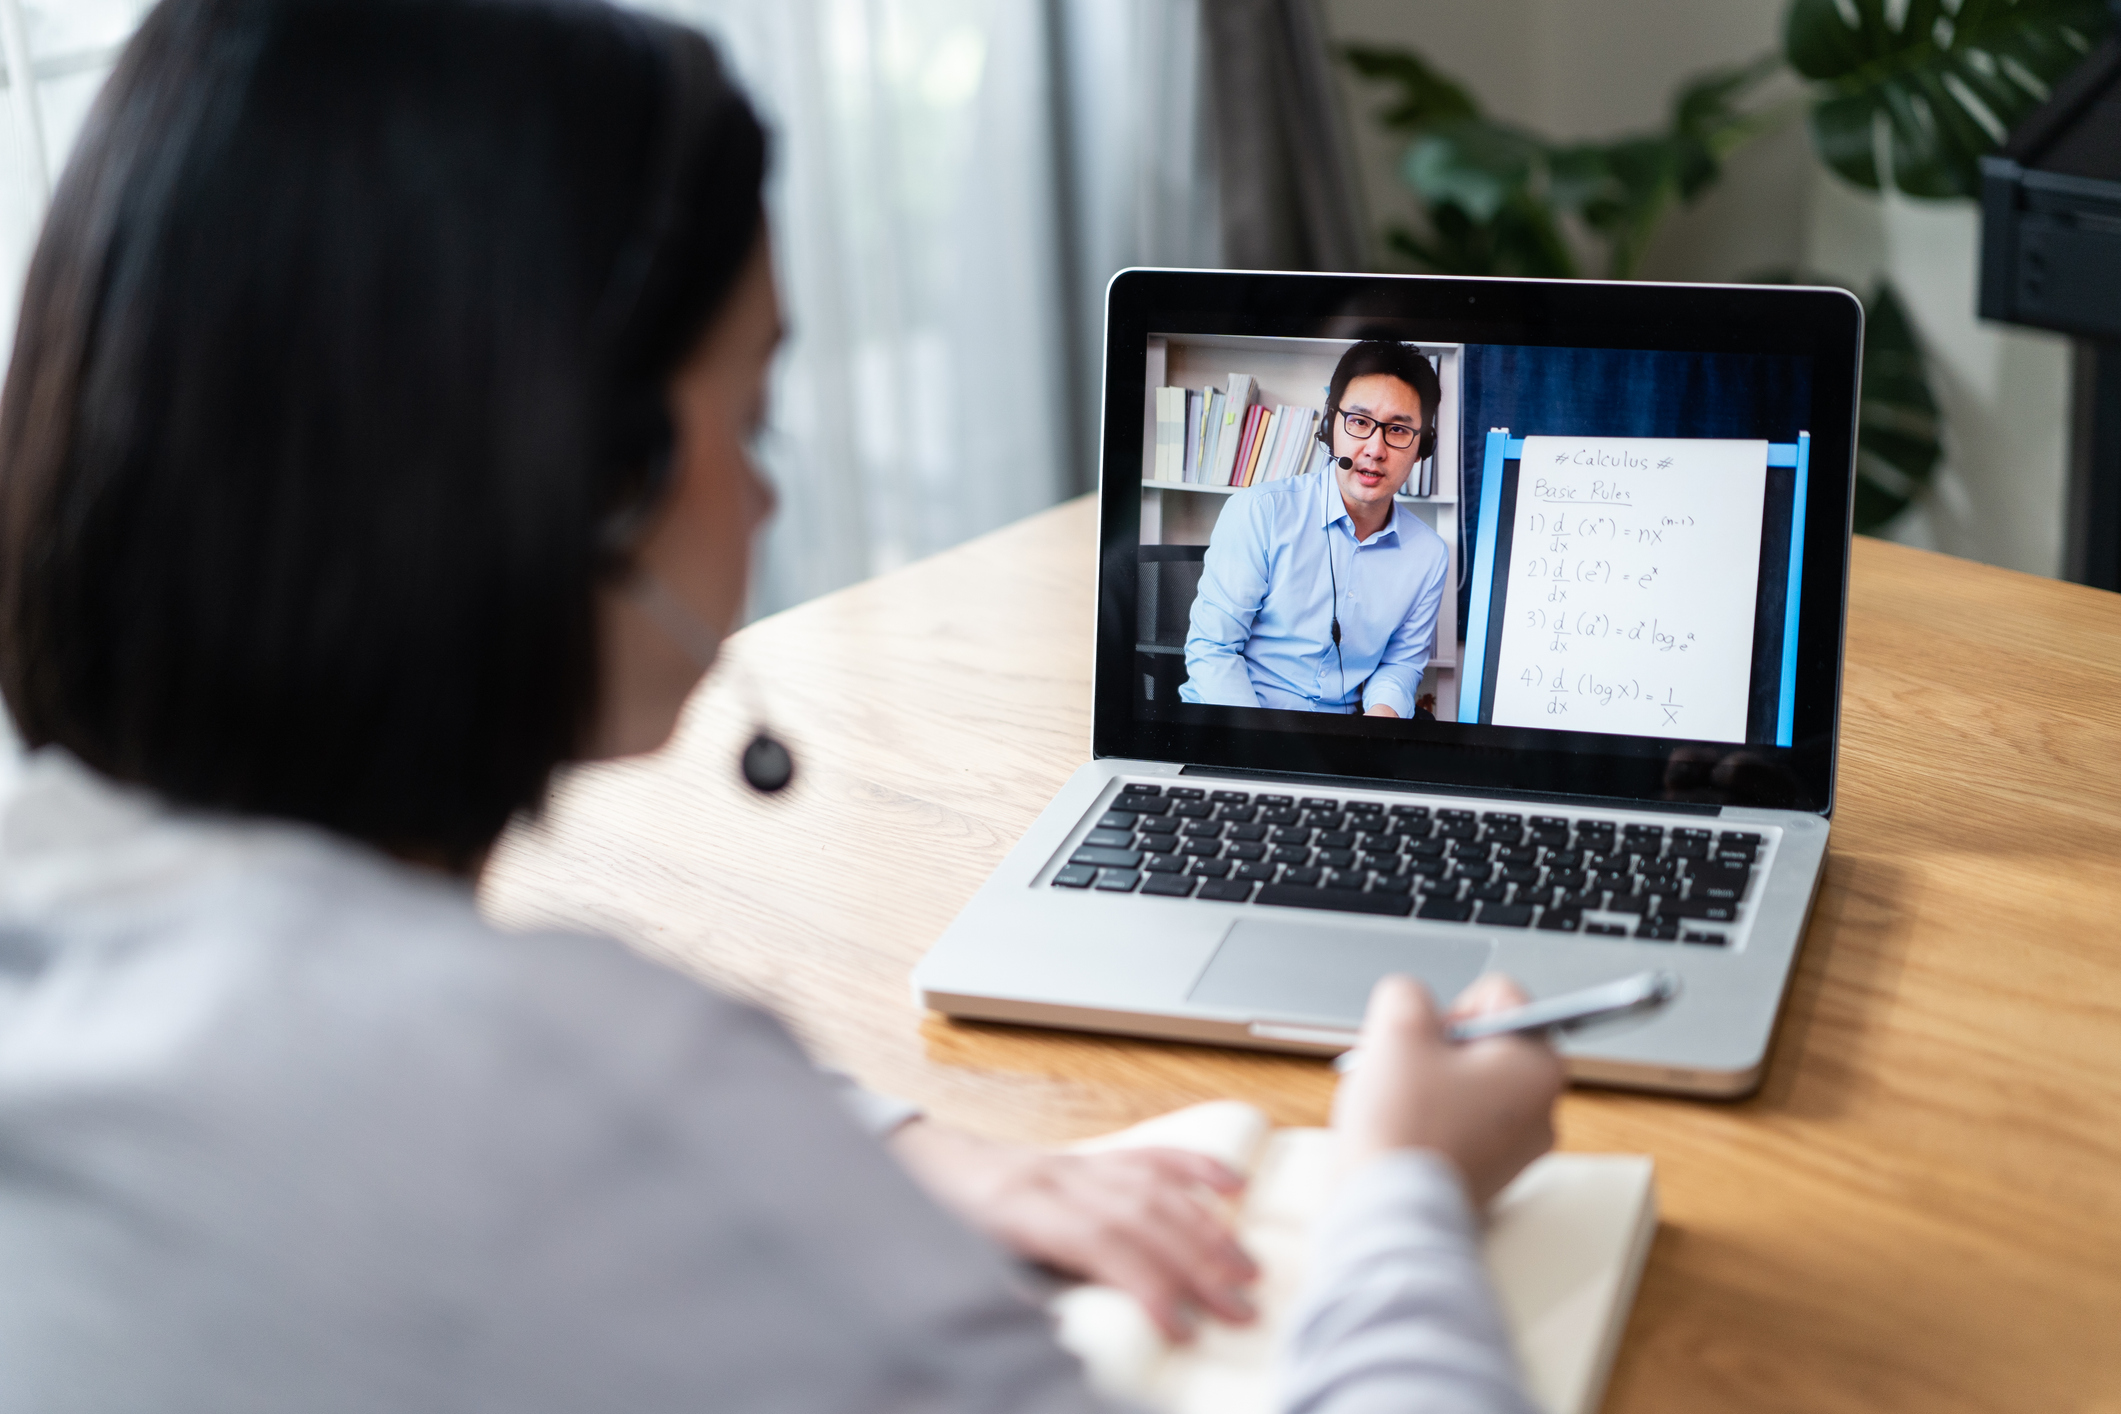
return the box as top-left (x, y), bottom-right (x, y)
top-left (913, 270), bottom-right (1860, 1097)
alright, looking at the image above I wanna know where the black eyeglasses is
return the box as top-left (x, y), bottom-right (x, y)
top-left (1337, 409), bottom-right (1419, 450)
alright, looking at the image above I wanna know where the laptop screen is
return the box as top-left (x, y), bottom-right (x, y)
top-left (1095, 272), bottom-right (1860, 813)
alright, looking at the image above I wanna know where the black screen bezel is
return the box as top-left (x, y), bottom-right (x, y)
top-left (1093, 269), bottom-right (1860, 815)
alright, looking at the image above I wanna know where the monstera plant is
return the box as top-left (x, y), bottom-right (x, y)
top-left (1789, 0), bottom-right (2111, 198)
top-left (1345, 0), bottom-right (2110, 534)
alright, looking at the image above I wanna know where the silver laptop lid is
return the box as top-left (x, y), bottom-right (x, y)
top-left (1091, 270), bottom-right (1862, 817)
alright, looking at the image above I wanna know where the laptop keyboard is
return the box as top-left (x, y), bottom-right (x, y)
top-left (1049, 783), bottom-right (1765, 946)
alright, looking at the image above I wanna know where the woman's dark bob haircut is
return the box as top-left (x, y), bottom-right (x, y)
top-left (0, 0), bottom-right (766, 865)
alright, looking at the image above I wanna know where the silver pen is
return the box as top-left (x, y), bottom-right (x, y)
top-left (1332, 969), bottom-right (1681, 1073)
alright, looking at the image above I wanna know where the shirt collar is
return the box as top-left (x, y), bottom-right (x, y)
top-left (1316, 470), bottom-right (1402, 546)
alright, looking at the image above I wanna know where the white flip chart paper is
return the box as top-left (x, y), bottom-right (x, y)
top-left (1488, 437), bottom-right (1768, 744)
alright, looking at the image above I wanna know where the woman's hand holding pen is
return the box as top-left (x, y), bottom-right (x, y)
top-left (1333, 974), bottom-right (1566, 1205)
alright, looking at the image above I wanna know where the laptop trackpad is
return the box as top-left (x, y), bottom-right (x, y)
top-left (1188, 918), bottom-right (1495, 1027)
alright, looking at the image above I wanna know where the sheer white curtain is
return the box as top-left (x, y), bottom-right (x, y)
top-left (637, 0), bottom-right (1218, 616)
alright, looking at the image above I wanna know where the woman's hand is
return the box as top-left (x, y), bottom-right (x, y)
top-left (1332, 973), bottom-right (1566, 1206)
top-left (888, 1119), bottom-right (1258, 1339)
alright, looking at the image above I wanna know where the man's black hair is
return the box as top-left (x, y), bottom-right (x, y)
top-left (0, 0), bottom-right (767, 868)
top-left (1320, 339), bottom-right (1441, 460)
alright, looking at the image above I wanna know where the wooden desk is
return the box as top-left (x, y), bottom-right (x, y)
top-left (483, 496), bottom-right (2121, 1414)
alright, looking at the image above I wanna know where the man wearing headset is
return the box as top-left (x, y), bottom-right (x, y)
top-left (1180, 339), bottom-right (1450, 717)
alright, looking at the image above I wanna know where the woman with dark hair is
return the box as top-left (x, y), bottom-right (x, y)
top-left (0, 1), bottom-right (1561, 1409)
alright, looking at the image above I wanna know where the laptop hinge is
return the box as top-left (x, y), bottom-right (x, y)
top-left (1176, 764), bottom-right (1724, 816)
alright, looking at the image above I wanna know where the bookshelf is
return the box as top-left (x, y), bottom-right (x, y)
top-left (1139, 333), bottom-right (1465, 719)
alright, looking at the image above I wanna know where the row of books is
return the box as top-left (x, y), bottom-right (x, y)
top-left (1150, 373), bottom-right (1438, 496)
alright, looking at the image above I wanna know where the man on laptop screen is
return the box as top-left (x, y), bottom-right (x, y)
top-left (1179, 340), bottom-right (1449, 719)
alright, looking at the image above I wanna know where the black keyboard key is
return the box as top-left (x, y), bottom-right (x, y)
top-left (1389, 804), bottom-right (1430, 819)
top-left (1585, 921), bottom-right (1628, 936)
top-left (1450, 860), bottom-right (1497, 882)
top-left (1171, 800), bottom-right (1213, 818)
top-left (1355, 831), bottom-right (1399, 852)
top-left (1405, 838), bottom-right (1447, 859)
top-left (1269, 845), bottom-right (1310, 865)
top-left (1467, 881), bottom-right (1510, 903)
top-left (1683, 930), bottom-right (1728, 946)
top-left (1119, 783), bottom-right (1162, 796)
top-left (1138, 815), bottom-right (1179, 835)
top-left (1316, 849), bottom-right (1356, 868)
top-left (1210, 790), bottom-right (1250, 804)
top-left (1357, 851), bottom-right (1399, 872)
top-left (1688, 864), bottom-right (1750, 899)
top-left (1299, 797), bottom-right (1339, 810)
top-left (1083, 828), bottom-right (1134, 849)
top-left (1180, 820), bottom-right (1222, 839)
top-left (1255, 794), bottom-right (1293, 807)
top-left (1325, 868), bottom-right (1367, 889)
top-left (1407, 857), bottom-right (1450, 879)
top-left (1417, 896), bottom-right (1476, 922)
top-left (1053, 864), bottom-right (1096, 888)
top-left (1259, 883), bottom-right (1414, 917)
top-left (1604, 891), bottom-right (1653, 915)
top-left (1143, 854), bottom-right (1185, 873)
top-left (1226, 841), bottom-right (1268, 862)
top-left (1198, 879), bottom-right (1254, 903)
top-left (1718, 830), bottom-right (1762, 849)
top-left (1536, 908), bottom-right (1582, 932)
top-left (1225, 823), bottom-right (1268, 842)
top-left (1659, 898), bottom-right (1738, 922)
top-left (1097, 811), bottom-right (1139, 831)
top-left (1123, 795), bottom-right (1171, 815)
top-left (1531, 814), bottom-right (1571, 832)
top-left (1558, 888), bottom-right (1606, 910)
top-left (1214, 804), bottom-right (1258, 823)
top-left (1268, 826), bottom-right (1312, 845)
top-left (1435, 819), bottom-right (1478, 841)
top-left (1258, 808), bottom-right (1301, 826)
top-left (1500, 864), bottom-right (1541, 885)
top-left (1478, 903), bottom-right (1534, 927)
top-left (1315, 830), bottom-right (1357, 849)
top-left (1438, 809), bottom-right (1475, 823)
top-left (1372, 874), bottom-right (1414, 894)
top-left (1094, 868), bottom-right (1141, 891)
top-left (1669, 837), bottom-right (1710, 860)
top-left (1188, 858), bottom-right (1233, 878)
top-left (1071, 846), bottom-right (1141, 869)
top-left (1548, 870), bottom-right (1588, 892)
top-left (1141, 873), bottom-right (1196, 897)
top-left (1636, 917), bottom-right (1680, 941)
top-left (1167, 787), bottom-right (1206, 799)
top-left (1234, 860), bottom-right (1276, 881)
top-left (1280, 865), bottom-right (1323, 886)
top-left (1480, 812), bottom-right (1522, 828)
top-left (1303, 811), bottom-right (1347, 832)
top-left (1492, 842), bottom-right (1538, 863)
top-left (1178, 838), bottom-right (1221, 856)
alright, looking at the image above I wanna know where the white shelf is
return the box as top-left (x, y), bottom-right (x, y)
top-left (1142, 478), bottom-right (1456, 506)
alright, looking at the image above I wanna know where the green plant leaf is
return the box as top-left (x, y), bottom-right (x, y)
top-left (1403, 118), bottom-right (1542, 223)
top-left (1785, 0), bottom-right (2112, 198)
top-left (1343, 45), bottom-right (1482, 131)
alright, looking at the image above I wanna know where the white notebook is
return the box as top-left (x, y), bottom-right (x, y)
top-left (1052, 1103), bottom-right (1657, 1414)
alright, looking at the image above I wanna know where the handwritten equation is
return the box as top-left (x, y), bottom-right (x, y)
top-left (1488, 437), bottom-right (1769, 743)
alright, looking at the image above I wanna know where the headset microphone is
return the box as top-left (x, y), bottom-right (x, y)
top-left (1333, 455), bottom-right (1352, 469)
top-left (629, 574), bottom-right (797, 795)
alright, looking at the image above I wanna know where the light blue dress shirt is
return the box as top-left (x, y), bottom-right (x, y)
top-left (1180, 470), bottom-right (1450, 716)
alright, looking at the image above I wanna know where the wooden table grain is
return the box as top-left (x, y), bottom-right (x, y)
top-left (482, 495), bottom-right (2121, 1414)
